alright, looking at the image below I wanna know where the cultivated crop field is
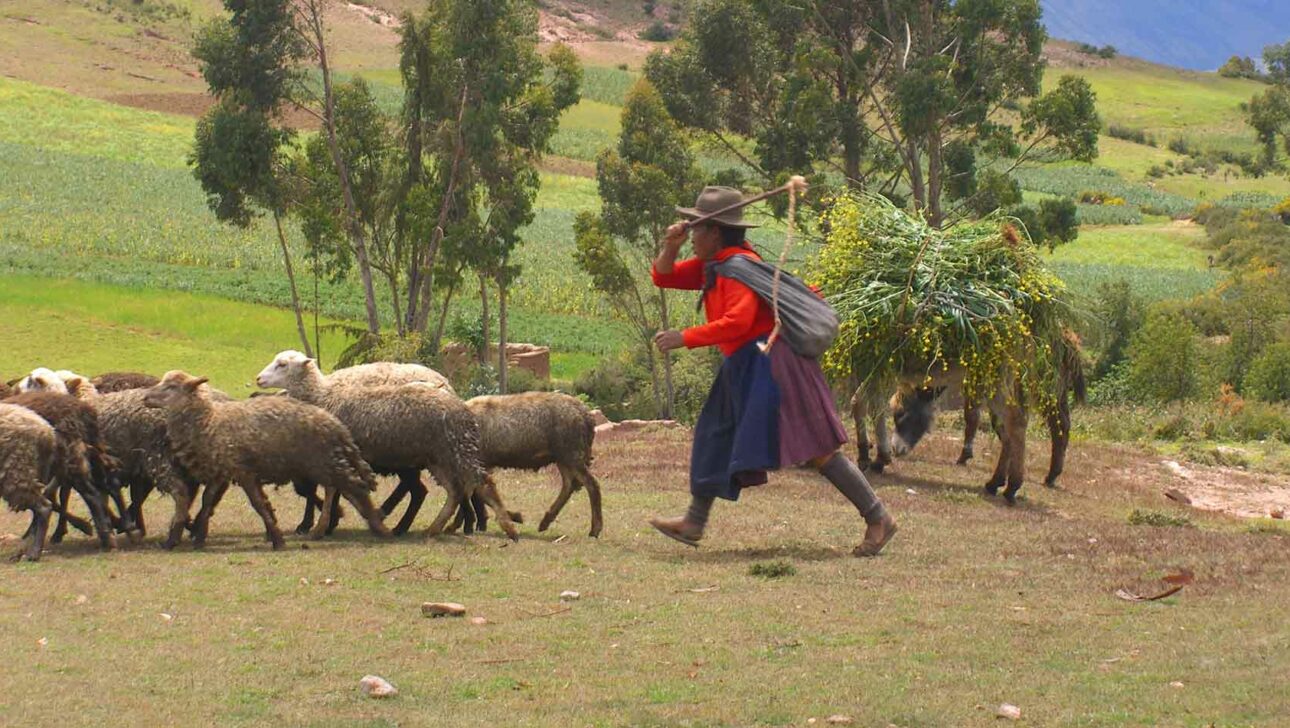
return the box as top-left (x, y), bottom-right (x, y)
top-left (2, 429), bottom-right (1287, 726)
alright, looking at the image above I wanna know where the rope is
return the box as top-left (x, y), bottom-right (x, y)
top-left (757, 175), bottom-right (808, 355)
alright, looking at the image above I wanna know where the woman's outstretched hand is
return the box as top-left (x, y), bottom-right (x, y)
top-left (654, 329), bottom-right (685, 352)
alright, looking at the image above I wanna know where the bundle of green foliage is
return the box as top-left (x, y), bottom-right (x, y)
top-left (811, 193), bottom-right (1071, 408)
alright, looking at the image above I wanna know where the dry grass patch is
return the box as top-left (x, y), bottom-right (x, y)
top-left (1, 429), bottom-right (1288, 725)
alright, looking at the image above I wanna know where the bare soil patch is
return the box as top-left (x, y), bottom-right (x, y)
top-left (103, 92), bottom-right (321, 129)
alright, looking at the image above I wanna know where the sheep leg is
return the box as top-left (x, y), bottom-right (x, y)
top-left (390, 471), bottom-right (427, 536)
top-left (50, 481), bottom-right (74, 543)
top-left (190, 481), bottom-right (230, 549)
top-left (540, 464), bottom-right (579, 534)
top-left (18, 501), bottom-right (53, 563)
top-left (423, 469), bottom-right (464, 538)
top-left (75, 483), bottom-right (117, 551)
top-left (162, 486), bottom-right (193, 551)
top-left (335, 488), bottom-right (392, 538)
top-left (240, 480), bottom-right (286, 550)
top-left (293, 480), bottom-right (319, 535)
top-left (470, 491), bottom-right (487, 532)
top-left (129, 480), bottom-right (154, 537)
top-left (379, 478), bottom-right (412, 516)
top-left (578, 465), bottom-right (604, 538)
top-left (310, 486), bottom-right (335, 540)
top-left (476, 478), bottom-right (518, 541)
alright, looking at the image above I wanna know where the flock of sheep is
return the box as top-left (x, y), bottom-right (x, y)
top-left (0, 352), bottom-right (603, 562)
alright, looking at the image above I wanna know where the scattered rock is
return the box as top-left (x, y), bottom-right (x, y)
top-left (299, 577), bottom-right (309, 586)
top-left (905, 488), bottom-right (918, 495)
top-left (324, 578), bottom-right (337, 587)
top-left (159, 613), bottom-right (174, 623)
top-left (826, 715), bottom-right (854, 725)
top-left (1271, 508), bottom-right (1286, 520)
top-left (468, 617), bottom-right (489, 626)
top-left (559, 590), bottom-right (581, 602)
top-left (1164, 488), bottom-right (1193, 505)
top-left (74, 594), bottom-right (88, 605)
top-left (359, 674), bottom-right (398, 698)
top-left (1169, 681), bottom-right (1185, 689)
top-left (421, 602), bottom-right (466, 618)
top-left (37, 637), bottom-right (47, 648)
top-left (996, 703), bottom-right (1022, 720)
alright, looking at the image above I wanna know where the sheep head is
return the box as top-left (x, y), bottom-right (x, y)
top-left (143, 371), bottom-right (210, 409)
top-left (256, 350), bottom-right (316, 390)
top-left (18, 367), bottom-right (69, 395)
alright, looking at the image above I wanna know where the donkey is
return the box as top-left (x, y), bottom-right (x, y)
top-left (849, 331), bottom-right (1085, 504)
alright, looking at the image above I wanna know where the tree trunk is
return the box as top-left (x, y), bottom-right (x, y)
top-left (497, 283), bottom-right (508, 394)
top-left (311, 6), bottom-right (381, 334)
top-left (411, 84), bottom-right (470, 334)
top-left (658, 289), bottom-right (676, 419)
top-left (927, 127), bottom-right (944, 227)
top-left (384, 268), bottom-right (404, 336)
top-left (644, 340), bottom-right (665, 418)
top-left (272, 210), bottom-right (314, 358)
top-left (477, 272), bottom-right (490, 365)
top-left (431, 264), bottom-right (464, 358)
top-left (906, 141), bottom-right (926, 216)
top-left (312, 254), bottom-right (321, 363)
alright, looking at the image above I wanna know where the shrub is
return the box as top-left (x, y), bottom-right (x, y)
top-left (1128, 509), bottom-right (1191, 527)
top-left (1093, 279), bottom-right (1145, 378)
top-left (1127, 309), bottom-right (1200, 402)
top-left (639, 20), bottom-right (676, 42)
top-left (1107, 124), bottom-right (1151, 145)
top-left (1246, 343), bottom-right (1290, 403)
top-left (1167, 137), bottom-right (1196, 156)
top-left (505, 366), bottom-right (551, 394)
top-left (1038, 197), bottom-right (1078, 248)
top-left (669, 348), bottom-right (720, 425)
top-left (573, 351), bottom-right (655, 421)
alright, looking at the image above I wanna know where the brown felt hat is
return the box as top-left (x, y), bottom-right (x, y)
top-left (675, 186), bottom-right (760, 229)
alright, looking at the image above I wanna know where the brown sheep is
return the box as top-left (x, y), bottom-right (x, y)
top-left (0, 403), bottom-right (58, 562)
top-left (459, 392), bottom-right (602, 537)
top-left (143, 371), bottom-right (391, 549)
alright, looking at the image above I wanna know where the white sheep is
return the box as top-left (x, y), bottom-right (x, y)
top-left (255, 352), bottom-right (515, 539)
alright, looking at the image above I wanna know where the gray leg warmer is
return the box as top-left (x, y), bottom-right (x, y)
top-left (820, 452), bottom-right (887, 525)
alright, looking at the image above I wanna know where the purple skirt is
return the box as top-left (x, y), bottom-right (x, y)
top-left (690, 339), bottom-right (848, 500)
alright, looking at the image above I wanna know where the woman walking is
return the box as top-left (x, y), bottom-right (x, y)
top-left (649, 186), bottom-right (898, 556)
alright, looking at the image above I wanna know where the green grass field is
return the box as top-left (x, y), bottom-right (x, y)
top-left (1048, 223), bottom-right (1222, 302)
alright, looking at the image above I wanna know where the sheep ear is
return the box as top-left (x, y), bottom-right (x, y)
top-left (186, 376), bottom-right (210, 391)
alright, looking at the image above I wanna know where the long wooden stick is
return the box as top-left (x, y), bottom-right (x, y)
top-left (683, 175), bottom-right (809, 228)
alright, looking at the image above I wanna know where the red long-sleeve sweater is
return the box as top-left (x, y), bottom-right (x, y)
top-left (651, 245), bottom-right (775, 357)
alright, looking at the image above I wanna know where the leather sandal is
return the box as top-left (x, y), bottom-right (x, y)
top-left (649, 516), bottom-right (703, 548)
top-left (853, 514), bottom-right (898, 557)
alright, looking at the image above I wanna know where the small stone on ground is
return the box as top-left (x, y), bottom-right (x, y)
top-left (360, 675), bottom-right (398, 698)
top-left (421, 602), bottom-right (466, 618)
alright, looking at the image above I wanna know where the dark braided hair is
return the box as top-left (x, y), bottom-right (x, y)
top-left (717, 224), bottom-right (747, 248)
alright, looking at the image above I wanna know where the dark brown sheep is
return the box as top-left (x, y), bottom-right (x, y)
top-left (0, 403), bottom-right (58, 562)
top-left (91, 372), bottom-right (161, 394)
top-left (1, 391), bottom-right (120, 550)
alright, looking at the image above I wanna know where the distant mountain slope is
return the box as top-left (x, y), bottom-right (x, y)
top-left (1041, 0), bottom-right (1290, 71)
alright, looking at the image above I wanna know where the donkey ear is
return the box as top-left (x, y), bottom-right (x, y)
top-left (185, 376), bottom-right (210, 391)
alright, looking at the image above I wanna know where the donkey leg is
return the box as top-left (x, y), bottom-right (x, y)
top-left (958, 403), bottom-right (981, 465)
top-left (1044, 393), bottom-right (1071, 488)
